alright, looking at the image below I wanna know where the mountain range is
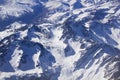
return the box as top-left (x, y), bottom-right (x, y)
top-left (0, 0), bottom-right (120, 80)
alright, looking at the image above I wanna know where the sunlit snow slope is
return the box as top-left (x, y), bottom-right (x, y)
top-left (0, 0), bottom-right (120, 80)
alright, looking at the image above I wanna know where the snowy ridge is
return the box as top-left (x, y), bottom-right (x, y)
top-left (0, 0), bottom-right (120, 80)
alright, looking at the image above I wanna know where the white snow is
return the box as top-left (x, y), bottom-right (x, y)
top-left (0, 0), bottom-right (120, 80)
top-left (46, 1), bottom-right (62, 10)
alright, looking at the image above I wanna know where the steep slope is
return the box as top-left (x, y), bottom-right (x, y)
top-left (0, 0), bottom-right (120, 80)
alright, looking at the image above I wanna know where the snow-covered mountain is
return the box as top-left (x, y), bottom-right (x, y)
top-left (0, 0), bottom-right (120, 80)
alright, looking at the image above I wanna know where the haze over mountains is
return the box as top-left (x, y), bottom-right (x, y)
top-left (0, 0), bottom-right (120, 80)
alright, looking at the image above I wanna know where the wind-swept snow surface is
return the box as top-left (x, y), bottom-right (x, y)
top-left (0, 0), bottom-right (120, 80)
